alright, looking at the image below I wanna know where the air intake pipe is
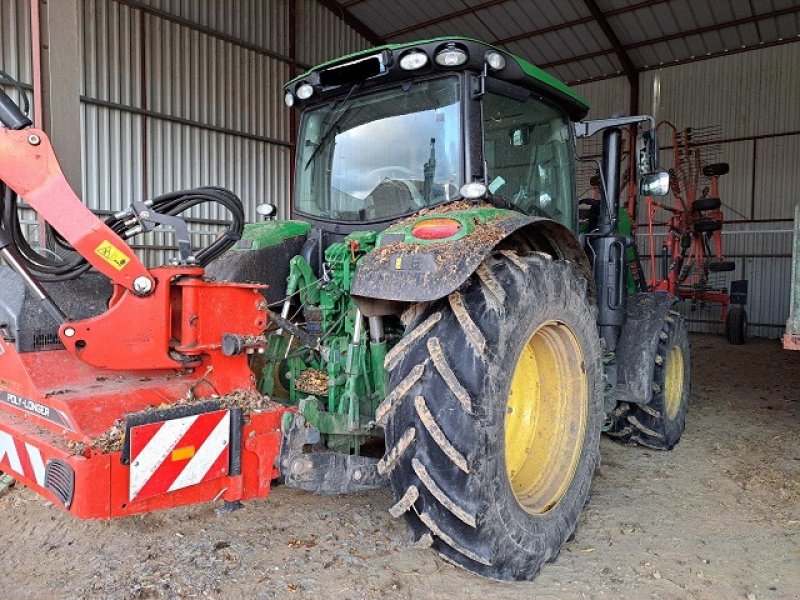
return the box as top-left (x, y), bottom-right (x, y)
top-left (588, 127), bottom-right (627, 351)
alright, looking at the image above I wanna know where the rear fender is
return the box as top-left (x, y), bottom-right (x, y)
top-left (351, 211), bottom-right (591, 306)
top-left (615, 293), bottom-right (678, 406)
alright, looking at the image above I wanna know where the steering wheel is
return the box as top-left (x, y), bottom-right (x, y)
top-left (365, 178), bottom-right (423, 219)
top-left (368, 165), bottom-right (415, 179)
top-left (511, 189), bottom-right (550, 218)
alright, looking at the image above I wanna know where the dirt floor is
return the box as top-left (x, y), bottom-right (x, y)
top-left (1, 334), bottom-right (798, 600)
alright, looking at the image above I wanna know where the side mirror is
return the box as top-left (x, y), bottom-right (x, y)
top-left (636, 130), bottom-right (660, 175)
top-left (639, 170), bottom-right (670, 197)
top-left (256, 203), bottom-right (277, 220)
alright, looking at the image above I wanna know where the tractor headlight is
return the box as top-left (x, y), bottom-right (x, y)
top-left (459, 182), bottom-right (488, 200)
top-left (399, 50), bottom-right (429, 71)
top-left (284, 91), bottom-right (295, 107)
top-left (486, 51), bottom-right (506, 71)
top-left (296, 83), bottom-right (314, 100)
top-left (435, 46), bottom-right (468, 67)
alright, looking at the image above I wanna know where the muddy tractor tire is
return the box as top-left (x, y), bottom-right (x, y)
top-left (609, 312), bottom-right (691, 450)
top-left (378, 251), bottom-right (603, 581)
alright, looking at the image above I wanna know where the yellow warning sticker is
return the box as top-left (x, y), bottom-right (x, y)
top-left (94, 240), bottom-right (131, 271)
top-left (395, 257), bottom-right (402, 270)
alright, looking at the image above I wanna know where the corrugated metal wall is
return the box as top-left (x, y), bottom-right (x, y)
top-left (573, 43), bottom-right (800, 338)
top-left (79, 0), bottom-right (369, 264)
top-left (82, 0), bottom-right (289, 264)
top-left (0, 0), bottom-right (37, 244)
top-left (296, 0), bottom-right (371, 66)
top-left (0, 0), bottom-right (31, 96)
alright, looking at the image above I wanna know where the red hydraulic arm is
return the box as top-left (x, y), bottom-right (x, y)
top-left (0, 128), bottom-right (154, 293)
top-left (0, 90), bottom-right (288, 520)
top-left (0, 90), bottom-right (265, 372)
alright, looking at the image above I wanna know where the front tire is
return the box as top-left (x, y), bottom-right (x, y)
top-left (609, 312), bottom-right (691, 450)
top-left (379, 252), bottom-right (603, 581)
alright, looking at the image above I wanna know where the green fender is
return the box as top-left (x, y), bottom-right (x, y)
top-left (351, 207), bottom-right (592, 305)
top-left (232, 220), bottom-right (312, 250)
top-left (205, 219), bottom-right (311, 305)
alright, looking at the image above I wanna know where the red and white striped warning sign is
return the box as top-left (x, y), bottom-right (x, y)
top-left (0, 430), bottom-right (46, 486)
top-left (129, 410), bottom-right (230, 502)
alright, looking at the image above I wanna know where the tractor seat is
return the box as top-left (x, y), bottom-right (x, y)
top-left (366, 179), bottom-right (421, 220)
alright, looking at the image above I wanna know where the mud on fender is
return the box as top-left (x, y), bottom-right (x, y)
top-left (351, 214), bottom-right (591, 304)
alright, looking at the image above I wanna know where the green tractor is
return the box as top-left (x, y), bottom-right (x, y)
top-left (208, 37), bottom-right (690, 581)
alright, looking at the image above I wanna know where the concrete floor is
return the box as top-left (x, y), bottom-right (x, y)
top-left (1, 333), bottom-right (798, 599)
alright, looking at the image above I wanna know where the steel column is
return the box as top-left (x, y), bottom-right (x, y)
top-left (34, 0), bottom-right (83, 196)
top-left (784, 205), bottom-right (800, 349)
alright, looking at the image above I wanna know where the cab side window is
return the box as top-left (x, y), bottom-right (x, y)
top-left (483, 92), bottom-right (575, 228)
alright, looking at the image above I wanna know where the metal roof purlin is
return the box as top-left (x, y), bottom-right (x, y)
top-left (581, 0), bottom-right (639, 113)
top-left (541, 5), bottom-right (800, 70)
top-left (316, 0), bottom-right (385, 46)
top-left (564, 36), bottom-right (800, 86)
top-left (383, 0), bottom-right (512, 40)
top-left (493, 0), bottom-right (670, 47)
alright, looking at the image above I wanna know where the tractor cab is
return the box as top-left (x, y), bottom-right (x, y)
top-left (284, 38), bottom-right (591, 237)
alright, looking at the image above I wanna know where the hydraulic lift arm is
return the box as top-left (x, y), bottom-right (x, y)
top-left (0, 92), bottom-right (154, 296)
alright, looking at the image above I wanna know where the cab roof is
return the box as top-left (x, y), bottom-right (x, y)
top-left (285, 37), bottom-right (590, 121)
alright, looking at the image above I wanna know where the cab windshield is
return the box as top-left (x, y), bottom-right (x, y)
top-left (294, 77), bottom-right (462, 222)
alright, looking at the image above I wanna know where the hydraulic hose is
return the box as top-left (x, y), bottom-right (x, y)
top-left (0, 71), bottom-right (245, 281)
top-left (0, 182), bottom-right (245, 281)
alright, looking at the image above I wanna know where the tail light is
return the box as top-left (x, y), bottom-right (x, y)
top-left (411, 218), bottom-right (461, 240)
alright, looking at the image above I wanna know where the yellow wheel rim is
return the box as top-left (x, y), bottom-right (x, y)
top-left (663, 345), bottom-right (684, 420)
top-left (504, 321), bottom-right (588, 515)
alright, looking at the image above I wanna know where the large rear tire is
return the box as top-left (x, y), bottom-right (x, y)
top-left (379, 252), bottom-right (603, 581)
top-left (608, 312), bottom-right (690, 450)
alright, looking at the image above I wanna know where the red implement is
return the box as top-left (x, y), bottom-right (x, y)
top-left (0, 127), bottom-right (288, 518)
